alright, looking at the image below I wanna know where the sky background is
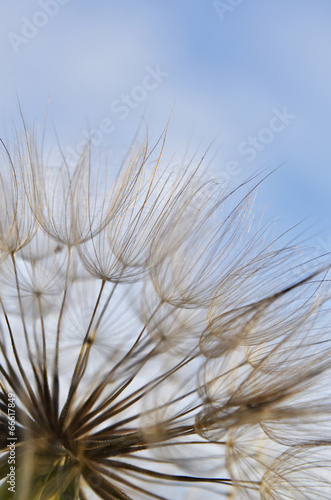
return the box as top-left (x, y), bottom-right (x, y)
top-left (1, 0), bottom-right (330, 261)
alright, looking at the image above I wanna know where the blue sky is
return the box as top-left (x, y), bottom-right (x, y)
top-left (1, 0), bottom-right (331, 258)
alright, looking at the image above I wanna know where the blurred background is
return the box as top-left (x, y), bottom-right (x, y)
top-left (1, 0), bottom-right (330, 258)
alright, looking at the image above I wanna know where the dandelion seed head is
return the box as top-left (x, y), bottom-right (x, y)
top-left (0, 119), bottom-right (330, 499)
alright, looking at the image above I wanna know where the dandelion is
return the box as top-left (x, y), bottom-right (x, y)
top-left (0, 120), bottom-right (330, 499)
